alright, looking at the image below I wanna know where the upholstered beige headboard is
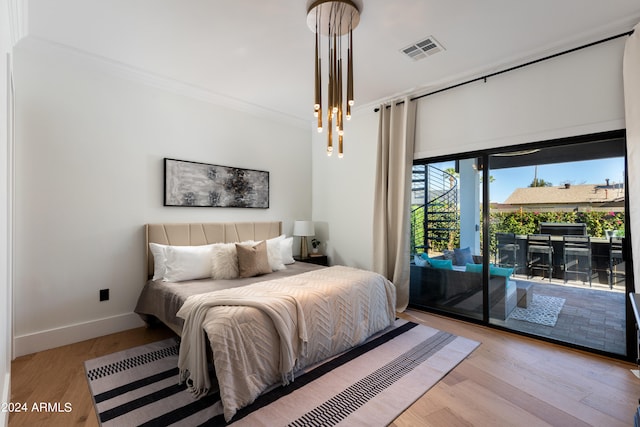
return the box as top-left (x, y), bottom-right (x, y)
top-left (145, 221), bottom-right (282, 278)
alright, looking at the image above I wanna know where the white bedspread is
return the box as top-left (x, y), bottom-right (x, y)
top-left (176, 265), bottom-right (396, 421)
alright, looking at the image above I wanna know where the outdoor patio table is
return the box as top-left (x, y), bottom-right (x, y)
top-left (513, 235), bottom-right (610, 284)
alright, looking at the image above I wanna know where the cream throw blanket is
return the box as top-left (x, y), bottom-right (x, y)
top-left (176, 265), bottom-right (396, 421)
top-left (177, 289), bottom-right (308, 397)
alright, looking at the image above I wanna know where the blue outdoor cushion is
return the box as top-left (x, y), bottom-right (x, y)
top-left (429, 258), bottom-right (453, 270)
top-left (489, 265), bottom-right (513, 277)
top-left (465, 263), bottom-right (483, 273)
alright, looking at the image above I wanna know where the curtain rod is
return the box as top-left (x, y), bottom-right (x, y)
top-left (374, 29), bottom-right (635, 112)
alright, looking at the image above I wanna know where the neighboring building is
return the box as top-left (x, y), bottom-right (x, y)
top-left (500, 182), bottom-right (625, 212)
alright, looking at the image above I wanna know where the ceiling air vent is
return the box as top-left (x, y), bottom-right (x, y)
top-left (400, 36), bottom-right (445, 61)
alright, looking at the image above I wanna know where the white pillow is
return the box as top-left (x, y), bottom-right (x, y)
top-left (280, 236), bottom-right (294, 264)
top-left (149, 243), bottom-right (169, 281)
top-left (265, 235), bottom-right (286, 271)
top-left (163, 244), bottom-right (215, 282)
top-left (211, 242), bottom-right (241, 280)
top-left (414, 254), bottom-right (428, 267)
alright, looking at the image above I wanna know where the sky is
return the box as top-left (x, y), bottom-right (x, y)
top-left (430, 157), bottom-right (625, 203)
top-left (489, 157), bottom-right (625, 203)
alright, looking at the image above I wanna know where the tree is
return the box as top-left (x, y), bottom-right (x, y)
top-left (446, 167), bottom-right (495, 183)
top-left (530, 165), bottom-right (551, 187)
top-left (529, 178), bottom-right (552, 187)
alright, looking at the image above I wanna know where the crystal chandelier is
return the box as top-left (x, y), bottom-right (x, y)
top-left (307, 0), bottom-right (360, 158)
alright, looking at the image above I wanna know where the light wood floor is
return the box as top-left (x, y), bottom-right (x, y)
top-left (9, 326), bottom-right (175, 426)
top-left (9, 309), bottom-right (640, 426)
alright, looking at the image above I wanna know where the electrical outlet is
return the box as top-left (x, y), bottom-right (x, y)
top-left (100, 288), bottom-right (109, 301)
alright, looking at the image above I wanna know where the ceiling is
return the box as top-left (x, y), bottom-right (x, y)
top-left (489, 132), bottom-right (626, 170)
top-left (24, 0), bottom-right (640, 127)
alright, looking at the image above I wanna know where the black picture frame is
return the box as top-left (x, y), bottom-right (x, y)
top-left (163, 158), bottom-right (269, 208)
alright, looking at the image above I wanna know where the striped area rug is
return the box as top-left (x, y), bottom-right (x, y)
top-left (84, 320), bottom-right (479, 426)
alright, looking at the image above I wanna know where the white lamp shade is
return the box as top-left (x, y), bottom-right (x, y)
top-left (293, 220), bottom-right (315, 237)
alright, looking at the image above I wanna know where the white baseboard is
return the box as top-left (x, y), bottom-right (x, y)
top-left (13, 313), bottom-right (146, 357)
top-left (0, 372), bottom-right (9, 427)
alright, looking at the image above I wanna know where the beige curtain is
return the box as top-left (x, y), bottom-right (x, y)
top-left (373, 97), bottom-right (416, 311)
top-left (624, 23), bottom-right (640, 292)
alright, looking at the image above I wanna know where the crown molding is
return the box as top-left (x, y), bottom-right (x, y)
top-left (17, 36), bottom-right (310, 130)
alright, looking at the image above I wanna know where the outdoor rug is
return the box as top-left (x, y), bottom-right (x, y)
top-left (84, 319), bottom-right (479, 426)
top-left (508, 294), bottom-right (566, 327)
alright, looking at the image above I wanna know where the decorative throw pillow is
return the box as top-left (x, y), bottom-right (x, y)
top-left (428, 258), bottom-right (453, 270)
top-left (149, 243), bottom-right (169, 281)
top-left (210, 242), bottom-right (241, 280)
top-left (266, 235), bottom-right (287, 271)
top-left (236, 240), bottom-right (272, 278)
top-left (163, 244), bottom-right (215, 282)
top-left (442, 250), bottom-right (455, 261)
top-left (414, 254), bottom-right (429, 267)
top-left (280, 237), bottom-right (295, 264)
top-left (454, 247), bottom-right (474, 266)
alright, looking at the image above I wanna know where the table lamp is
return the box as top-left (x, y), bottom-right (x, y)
top-left (293, 220), bottom-right (315, 259)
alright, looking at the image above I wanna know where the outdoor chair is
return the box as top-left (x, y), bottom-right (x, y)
top-left (609, 236), bottom-right (624, 289)
top-left (527, 234), bottom-right (553, 281)
top-left (495, 232), bottom-right (518, 274)
top-left (562, 235), bottom-right (592, 286)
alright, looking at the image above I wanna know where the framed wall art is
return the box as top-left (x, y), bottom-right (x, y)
top-left (164, 158), bottom-right (269, 208)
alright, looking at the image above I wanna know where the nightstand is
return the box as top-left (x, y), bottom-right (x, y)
top-left (294, 255), bottom-right (329, 266)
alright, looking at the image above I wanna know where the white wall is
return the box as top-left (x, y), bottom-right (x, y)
top-left (414, 37), bottom-right (626, 156)
top-left (313, 34), bottom-right (630, 274)
top-left (0, 0), bottom-right (10, 422)
top-left (12, 38), bottom-right (312, 356)
top-left (311, 108), bottom-right (379, 270)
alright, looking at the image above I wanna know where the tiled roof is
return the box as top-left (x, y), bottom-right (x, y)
top-left (504, 184), bottom-right (624, 205)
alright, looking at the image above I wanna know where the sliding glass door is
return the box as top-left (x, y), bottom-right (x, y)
top-left (410, 156), bottom-right (484, 321)
top-left (410, 131), bottom-right (632, 358)
top-left (487, 137), bottom-right (628, 356)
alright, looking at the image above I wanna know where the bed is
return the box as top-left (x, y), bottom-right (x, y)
top-left (134, 221), bottom-right (397, 421)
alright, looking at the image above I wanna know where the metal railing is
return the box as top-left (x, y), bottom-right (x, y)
top-left (411, 165), bottom-right (458, 255)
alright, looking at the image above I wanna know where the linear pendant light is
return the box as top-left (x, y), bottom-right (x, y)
top-left (307, 0), bottom-right (360, 158)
